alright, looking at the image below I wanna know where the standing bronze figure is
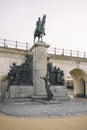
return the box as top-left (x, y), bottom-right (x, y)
top-left (34, 14), bottom-right (46, 42)
top-left (41, 73), bottom-right (53, 100)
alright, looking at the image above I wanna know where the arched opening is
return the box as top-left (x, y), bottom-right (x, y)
top-left (66, 74), bottom-right (74, 89)
top-left (66, 74), bottom-right (74, 98)
top-left (70, 68), bottom-right (86, 98)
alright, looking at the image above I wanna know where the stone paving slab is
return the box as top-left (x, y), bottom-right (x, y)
top-left (0, 99), bottom-right (87, 118)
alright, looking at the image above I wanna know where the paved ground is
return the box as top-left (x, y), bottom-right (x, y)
top-left (0, 114), bottom-right (87, 130)
top-left (0, 98), bottom-right (87, 118)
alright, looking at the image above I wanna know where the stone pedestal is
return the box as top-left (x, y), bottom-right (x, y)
top-left (50, 85), bottom-right (70, 101)
top-left (31, 42), bottom-right (50, 95)
top-left (9, 85), bottom-right (33, 98)
top-left (50, 85), bottom-right (67, 97)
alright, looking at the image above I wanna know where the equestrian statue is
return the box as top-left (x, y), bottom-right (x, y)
top-left (34, 14), bottom-right (46, 42)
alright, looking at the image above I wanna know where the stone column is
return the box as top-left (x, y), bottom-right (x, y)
top-left (31, 42), bottom-right (50, 95)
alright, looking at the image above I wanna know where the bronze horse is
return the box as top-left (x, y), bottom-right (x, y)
top-left (34, 15), bottom-right (46, 42)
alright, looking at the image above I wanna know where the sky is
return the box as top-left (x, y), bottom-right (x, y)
top-left (0, 0), bottom-right (87, 51)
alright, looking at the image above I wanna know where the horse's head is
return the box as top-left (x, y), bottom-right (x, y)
top-left (42, 14), bottom-right (47, 24)
top-left (43, 14), bottom-right (47, 18)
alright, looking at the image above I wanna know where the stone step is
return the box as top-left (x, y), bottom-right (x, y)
top-left (53, 96), bottom-right (70, 101)
top-left (4, 98), bottom-right (32, 103)
top-left (4, 95), bottom-right (70, 104)
top-left (38, 99), bottom-right (61, 104)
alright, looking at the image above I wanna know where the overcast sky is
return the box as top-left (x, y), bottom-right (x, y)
top-left (0, 0), bottom-right (87, 51)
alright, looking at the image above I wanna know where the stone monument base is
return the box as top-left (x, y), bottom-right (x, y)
top-left (50, 85), bottom-right (67, 96)
top-left (30, 85), bottom-right (70, 103)
top-left (5, 85), bottom-right (70, 103)
top-left (8, 85), bottom-right (34, 98)
top-left (50, 85), bottom-right (70, 101)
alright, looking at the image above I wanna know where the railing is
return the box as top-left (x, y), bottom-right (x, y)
top-left (0, 38), bottom-right (87, 58)
top-left (47, 47), bottom-right (87, 58)
top-left (0, 38), bottom-right (30, 51)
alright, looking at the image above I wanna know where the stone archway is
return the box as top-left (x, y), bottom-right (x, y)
top-left (70, 68), bottom-right (86, 97)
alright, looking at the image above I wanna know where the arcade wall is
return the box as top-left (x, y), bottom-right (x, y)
top-left (0, 47), bottom-right (87, 98)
